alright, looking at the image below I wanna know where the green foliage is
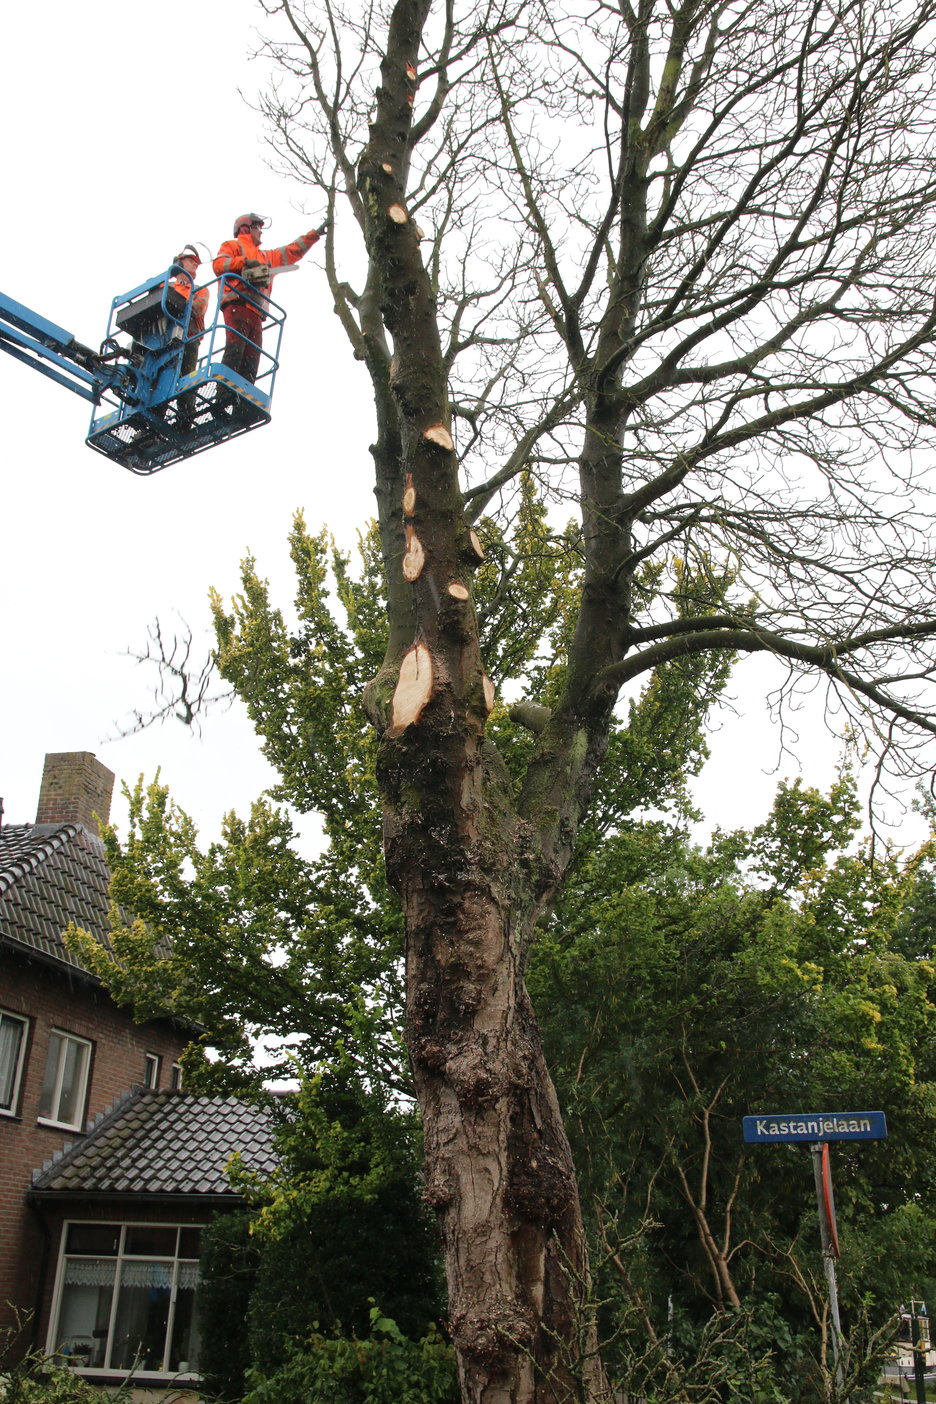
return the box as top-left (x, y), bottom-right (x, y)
top-left (236, 1068), bottom-right (444, 1359)
top-left (605, 1296), bottom-right (823, 1404)
top-left (79, 513), bottom-right (936, 1398)
top-left (196, 1068), bottom-right (446, 1397)
top-left (241, 1307), bottom-right (458, 1404)
top-left (0, 1317), bottom-right (139, 1403)
top-left (210, 518), bottom-right (386, 865)
top-left (67, 771), bottom-right (406, 1094)
top-left (196, 1212), bottom-right (262, 1402)
top-left (0, 1368), bottom-right (134, 1404)
top-left (530, 772), bottom-right (936, 1399)
top-left (73, 517), bottom-right (729, 1103)
top-left (473, 473), bottom-right (581, 697)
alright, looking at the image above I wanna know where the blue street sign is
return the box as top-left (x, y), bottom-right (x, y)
top-left (743, 1112), bottom-right (887, 1144)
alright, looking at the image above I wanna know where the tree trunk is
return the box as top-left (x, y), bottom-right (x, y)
top-left (380, 723), bottom-right (601, 1402)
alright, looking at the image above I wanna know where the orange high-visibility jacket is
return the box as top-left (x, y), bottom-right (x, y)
top-left (212, 229), bottom-right (320, 306)
top-left (170, 278), bottom-right (210, 333)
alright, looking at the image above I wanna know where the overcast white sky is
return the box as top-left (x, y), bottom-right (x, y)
top-left (1, 1), bottom-right (929, 853)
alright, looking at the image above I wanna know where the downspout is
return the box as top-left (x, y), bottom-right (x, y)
top-left (27, 1196), bottom-right (52, 1352)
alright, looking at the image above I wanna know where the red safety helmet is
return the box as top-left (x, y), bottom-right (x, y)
top-left (173, 244), bottom-right (201, 265)
top-left (232, 212), bottom-right (269, 236)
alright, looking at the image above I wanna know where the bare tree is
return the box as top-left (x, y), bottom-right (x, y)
top-left (243, 0), bottom-right (936, 1397)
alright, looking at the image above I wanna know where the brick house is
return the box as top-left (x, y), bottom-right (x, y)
top-left (29, 1090), bottom-right (274, 1387)
top-left (0, 753), bottom-right (274, 1389)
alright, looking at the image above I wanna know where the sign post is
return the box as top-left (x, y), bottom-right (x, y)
top-left (743, 1112), bottom-right (887, 1388)
top-left (810, 1142), bottom-right (844, 1385)
top-left (910, 1303), bottom-right (929, 1404)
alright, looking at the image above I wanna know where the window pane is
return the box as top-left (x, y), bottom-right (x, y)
top-left (55, 1257), bottom-right (115, 1369)
top-left (0, 1015), bottom-right (24, 1110)
top-left (66, 1224), bottom-right (120, 1256)
top-left (52, 1225), bottom-right (206, 1378)
top-left (57, 1037), bottom-right (87, 1125)
top-left (39, 1032), bottom-right (63, 1118)
top-left (109, 1260), bottom-right (173, 1371)
top-left (125, 1226), bottom-right (178, 1257)
top-left (168, 1279), bottom-right (201, 1373)
top-left (178, 1228), bottom-right (201, 1259)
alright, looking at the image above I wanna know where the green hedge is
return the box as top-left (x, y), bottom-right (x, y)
top-left (242, 1308), bottom-right (458, 1404)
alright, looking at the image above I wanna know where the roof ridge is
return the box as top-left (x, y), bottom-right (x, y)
top-left (0, 822), bottom-right (83, 896)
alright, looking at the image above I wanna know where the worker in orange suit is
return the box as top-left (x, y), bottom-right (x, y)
top-left (170, 245), bottom-right (210, 429)
top-left (212, 212), bottom-right (328, 399)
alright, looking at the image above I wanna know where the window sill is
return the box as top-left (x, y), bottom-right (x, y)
top-left (66, 1369), bottom-right (201, 1385)
top-left (36, 1116), bottom-right (84, 1133)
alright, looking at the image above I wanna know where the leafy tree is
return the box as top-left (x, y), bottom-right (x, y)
top-left (529, 773), bottom-right (936, 1398)
top-left (89, 0), bottom-right (936, 1385)
top-left (91, 563), bottom-right (935, 1400)
top-left (196, 1213), bottom-right (261, 1402)
top-left (228, 0), bottom-right (936, 1392)
top-left (196, 1067), bottom-right (446, 1401)
top-left (76, 509), bottom-right (723, 1095)
top-left (79, 518), bottom-right (728, 1397)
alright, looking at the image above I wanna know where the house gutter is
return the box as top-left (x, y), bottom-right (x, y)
top-left (26, 1190), bottom-right (246, 1207)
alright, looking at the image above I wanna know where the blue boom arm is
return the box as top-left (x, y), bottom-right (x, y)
top-left (0, 291), bottom-right (130, 403)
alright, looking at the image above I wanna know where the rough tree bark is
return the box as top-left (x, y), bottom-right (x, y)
top-left (255, 0), bottom-right (936, 1396)
top-left (353, 8), bottom-right (602, 1396)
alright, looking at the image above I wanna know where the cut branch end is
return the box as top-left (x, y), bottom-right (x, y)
top-left (403, 525), bottom-right (426, 581)
top-left (424, 424), bottom-right (454, 452)
top-left (388, 643), bottom-right (434, 735)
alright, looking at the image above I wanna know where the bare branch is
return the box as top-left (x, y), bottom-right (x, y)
top-left (111, 617), bottom-right (229, 738)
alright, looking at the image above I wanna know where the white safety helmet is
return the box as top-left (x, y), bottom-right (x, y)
top-left (232, 212), bottom-right (269, 236)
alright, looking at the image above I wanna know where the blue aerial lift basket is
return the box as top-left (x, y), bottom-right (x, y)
top-left (0, 266), bottom-right (287, 475)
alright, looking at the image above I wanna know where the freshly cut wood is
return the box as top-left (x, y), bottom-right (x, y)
top-left (424, 423), bottom-right (454, 451)
top-left (468, 528), bottom-right (485, 562)
top-left (388, 204), bottom-right (408, 224)
top-left (482, 673), bottom-right (496, 713)
top-left (382, 162), bottom-right (394, 173)
top-left (406, 63), bottom-right (417, 80)
top-left (389, 643), bottom-right (434, 734)
top-left (448, 582), bottom-right (470, 601)
top-left (403, 525), bottom-right (426, 580)
top-left (402, 478), bottom-right (417, 515)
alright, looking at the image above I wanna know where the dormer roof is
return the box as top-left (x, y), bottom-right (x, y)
top-left (31, 1089), bottom-right (278, 1199)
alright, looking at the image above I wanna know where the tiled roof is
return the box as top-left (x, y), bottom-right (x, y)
top-left (0, 822), bottom-right (114, 975)
top-left (31, 1090), bottom-right (277, 1197)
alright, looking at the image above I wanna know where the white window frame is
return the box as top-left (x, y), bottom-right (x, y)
top-left (0, 1009), bottom-right (29, 1116)
top-left (37, 1029), bottom-right (92, 1131)
top-left (169, 1062), bottom-right (183, 1091)
top-left (143, 1052), bottom-right (161, 1089)
top-left (46, 1220), bottom-right (202, 1381)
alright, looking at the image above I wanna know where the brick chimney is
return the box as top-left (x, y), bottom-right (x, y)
top-left (35, 752), bottom-right (115, 830)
